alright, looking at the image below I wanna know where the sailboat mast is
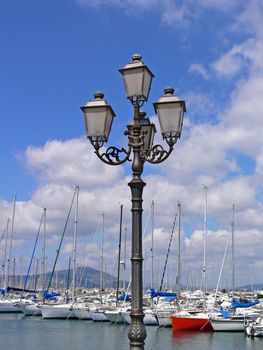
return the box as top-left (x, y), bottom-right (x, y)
top-left (46, 186), bottom-right (77, 293)
top-left (12, 257), bottom-right (16, 287)
top-left (116, 204), bottom-right (123, 306)
top-left (41, 208), bottom-right (47, 296)
top-left (34, 258), bottom-right (39, 291)
top-left (231, 203), bottom-right (235, 296)
top-left (150, 200), bottom-right (154, 290)
top-left (66, 257), bottom-right (71, 303)
top-left (19, 256), bottom-right (23, 289)
top-left (176, 202), bottom-right (181, 308)
top-left (72, 186), bottom-right (79, 303)
top-left (6, 196), bottom-right (16, 289)
top-left (203, 186), bottom-right (208, 310)
top-left (100, 213), bottom-right (105, 292)
top-left (123, 227), bottom-right (127, 290)
top-left (3, 218), bottom-right (10, 291)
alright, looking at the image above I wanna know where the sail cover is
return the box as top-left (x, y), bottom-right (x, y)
top-left (150, 288), bottom-right (176, 299)
top-left (43, 290), bottom-right (60, 300)
top-left (220, 308), bottom-right (232, 318)
top-left (231, 298), bottom-right (260, 309)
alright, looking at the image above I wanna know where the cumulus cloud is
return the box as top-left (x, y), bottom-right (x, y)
top-left (24, 138), bottom-right (123, 189)
top-left (212, 39), bottom-right (263, 78)
top-left (189, 63), bottom-right (210, 80)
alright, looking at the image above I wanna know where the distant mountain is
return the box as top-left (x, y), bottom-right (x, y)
top-left (238, 283), bottom-right (263, 291)
top-left (8, 266), bottom-right (127, 290)
top-left (45, 266), bottom-right (120, 289)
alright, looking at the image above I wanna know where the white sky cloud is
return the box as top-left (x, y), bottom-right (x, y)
top-left (212, 39), bottom-right (263, 78)
top-left (24, 138), bottom-right (123, 189)
top-left (189, 63), bottom-right (210, 80)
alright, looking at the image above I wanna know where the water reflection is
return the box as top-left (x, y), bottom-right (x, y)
top-left (172, 330), bottom-right (214, 350)
top-left (172, 330), bottom-right (205, 339)
top-left (0, 312), bottom-right (24, 320)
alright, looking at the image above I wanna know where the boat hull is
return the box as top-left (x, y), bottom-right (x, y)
top-left (90, 310), bottom-right (109, 322)
top-left (171, 316), bottom-right (212, 331)
top-left (41, 304), bottom-right (77, 319)
top-left (144, 310), bottom-right (158, 326)
top-left (104, 310), bottom-right (125, 323)
top-left (0, 300), bottom-right (22, 313)
top-left (74, 308), bottom-right (91, 320)
top-left (210, 318), bottom-right (245, 332)
top-left (21, 304), bottom-right (42, 316)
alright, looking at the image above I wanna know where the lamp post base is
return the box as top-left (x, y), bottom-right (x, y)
top-left (128, 312), bottom-right (147, 350)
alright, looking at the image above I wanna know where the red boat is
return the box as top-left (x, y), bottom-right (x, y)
top-left (171, 312), bottom-right (213, 331)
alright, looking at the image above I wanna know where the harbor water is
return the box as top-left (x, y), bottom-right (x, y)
top-left (1, 313), bottom-right (262, 350)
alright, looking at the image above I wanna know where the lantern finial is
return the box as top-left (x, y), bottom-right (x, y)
top-left (93, 92), bottom-right (104, 100)
top-left (132, 54), bottom-right (142, 62)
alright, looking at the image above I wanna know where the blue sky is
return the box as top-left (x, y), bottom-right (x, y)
top-left (1, 0), bottom-right (263, 289)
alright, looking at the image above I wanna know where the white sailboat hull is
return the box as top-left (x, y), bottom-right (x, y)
top-left (74, 307), bottom-right (91, 320)
top-left (90, 310), bottom-right (109, 322)
top-left (104, 309), bottom-right (126, 323)
top-left (21, 303), bottom-right (42, 316)
top-left (144, 309), bottom-right (158, 325)
top-left (0, 299), bottom-right (21, 313)
top-left (41, 304), bottom-right (76, 319)
top-left (210, 318), bottom-right (244, 331)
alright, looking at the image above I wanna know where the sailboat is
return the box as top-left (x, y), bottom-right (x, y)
top-left (88, 212), bottom-right (110, 322)
top-left (104, 205), bottom-right (130, 324)
top-left (210, 204), bottom-right (260, 331)
top-left (171, 187), bottom-right (213, 331)
top-left (20, 208), bottom-right (47, 316)
top-left (156, 202), bottom-right (181, 327)
top-left (142, 201), bottom-right (159, 326)
top-left (41, 186), bottom-right (79, 319)
top-left (0, 197), bottom-right (21, 313)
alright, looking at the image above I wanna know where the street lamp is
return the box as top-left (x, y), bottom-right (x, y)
top-left (81, 54), bottom-right (186, 349)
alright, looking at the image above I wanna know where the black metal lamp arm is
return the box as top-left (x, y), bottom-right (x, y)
top-left (144, 134), bottom-right (178, 164)
top-left (90, 137), bottom-right (132, 166)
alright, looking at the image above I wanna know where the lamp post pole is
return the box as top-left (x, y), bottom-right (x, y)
top-left (128, 102), bottom-right (147, 348)
top-left (81, 54), bottom-right (186, 349)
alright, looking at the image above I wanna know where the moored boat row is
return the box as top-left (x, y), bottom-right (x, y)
top-left (1, 288), bottom-right (263, 338)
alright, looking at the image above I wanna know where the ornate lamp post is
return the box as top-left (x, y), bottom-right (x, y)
top-left (81, 54), bottom-right (186, 349)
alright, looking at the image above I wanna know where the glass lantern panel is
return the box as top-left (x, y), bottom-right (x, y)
top-left (142, 69), bottom-right (153, 101)
top-left (141, 124), bottom-right (155, 151)
top-left (157, 103), bottom-right (183, 135)
top-left (104, 109), bottom-right (115, 142)
top-left (122, 67), bottom-right (144, 98)
top-left (84, 107), bottom-right (108, 139)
